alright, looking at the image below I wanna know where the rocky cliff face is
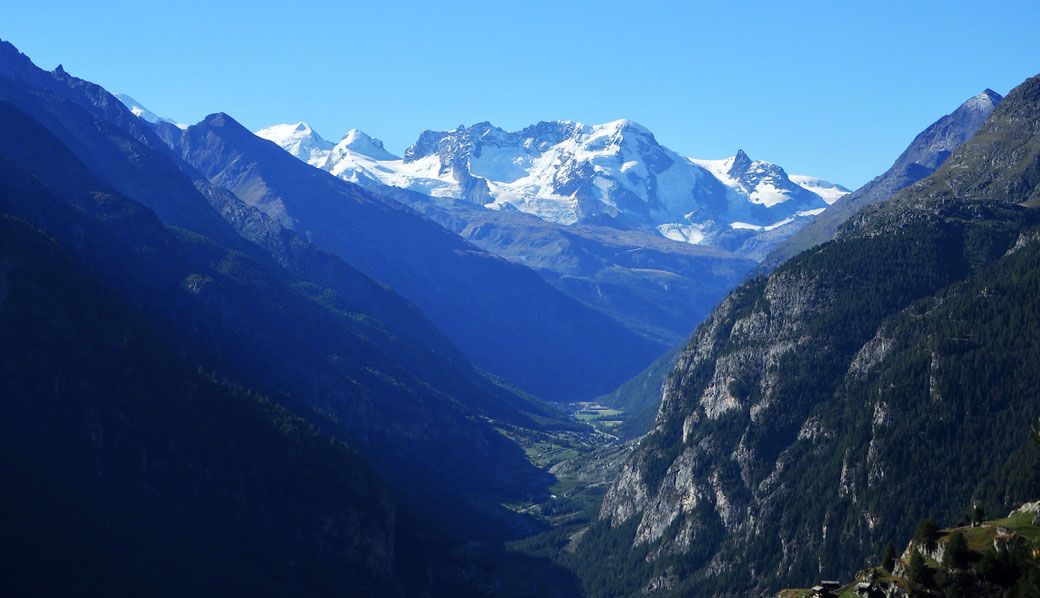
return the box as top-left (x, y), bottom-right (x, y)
top-left (592, 75), bottom-right (1040, 597)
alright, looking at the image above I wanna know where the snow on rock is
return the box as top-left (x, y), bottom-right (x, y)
top-left (114, 93), bottom-right (187, 129)
top-left (788, 175), bottom-right (850, 205)
top-left (257, 118), bottom-right (841, 251)
top-left (335, 129), bottom-right (399, 161)
top-left (962, 88), bottom-right (1002, 114)
top-left (255, 122), bottom-right (334, 166)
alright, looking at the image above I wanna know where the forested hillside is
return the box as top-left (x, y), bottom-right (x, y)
top-left (578, 74), bottom-right (1040, 597)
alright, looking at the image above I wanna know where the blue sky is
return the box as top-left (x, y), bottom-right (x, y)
top-left (2, 0), bottom-right (1038, 188)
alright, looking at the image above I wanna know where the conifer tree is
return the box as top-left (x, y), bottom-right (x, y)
top-left (943, 531), bottom-right (968, 570)
top-left (914, 519), bottom-right (939, 551)
top-left (908, 550), bottom-right (926, 588)
top-left (882, 541), bottom-right (896, 572)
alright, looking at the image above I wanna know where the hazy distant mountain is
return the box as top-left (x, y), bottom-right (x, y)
top-left (374, 185), bottom-right (758, 345)
top-left (163, 112), bottom-right (663, 401)
top-left (252, 118), bottom-right (843, 346)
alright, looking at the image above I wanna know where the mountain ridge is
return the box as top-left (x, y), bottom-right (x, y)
top-left (756, 88), bottom-right (1003, 274)
top-left (256, 117), bottom-right (845, 257)
top-left (164, 109), bottom-right (664, 401)
top-left (581, 73), bottom-right (1040, 597)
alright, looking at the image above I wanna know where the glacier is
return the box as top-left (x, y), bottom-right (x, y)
top-left (255, 118), bottom-right (847, 251)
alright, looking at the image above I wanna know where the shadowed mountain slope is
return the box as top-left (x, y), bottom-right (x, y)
top-left (162, 112), bottom-right (663, 401)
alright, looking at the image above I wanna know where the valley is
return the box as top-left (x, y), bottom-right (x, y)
top-left (1, 7), bottom-right (1040, 596)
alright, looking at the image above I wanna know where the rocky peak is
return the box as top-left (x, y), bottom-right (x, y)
top-left (467, 120), bottom-right (496, 137)
top-left (892, 88), bottom-right (1003, 172)
top-left (403, 129), bottom-right (450, 162)
top-left (255, 121), bottom-right (335, 165)
top-left (202, 112), bottom-right (239, 130)
top-left (904, 74), bottom-right (1040, 207)
top-left (728, 149), bottom-right (753, 178)
top-left (517, 120), bottom-right (586, 149)
top-left (961, 88), bottom-right (1003, 113)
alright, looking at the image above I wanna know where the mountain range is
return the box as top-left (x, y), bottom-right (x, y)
top-left (0, 39), bottom-right (583, 596)
top-left (593, 87), bottom-right (1009, 441)
top-left (153, 111), bottom-right (662, 400)
top-left (247, 118), bottom-right (847, 348)
top-left (584, 74), bottom-right (1040, 597)
top-left (257, 118), bottom-right (847, 258)
top-left (3, 34), bottom-right (1039, 598)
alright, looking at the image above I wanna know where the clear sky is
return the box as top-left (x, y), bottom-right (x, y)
top-left (2, 0), bottom-right (1039, 188)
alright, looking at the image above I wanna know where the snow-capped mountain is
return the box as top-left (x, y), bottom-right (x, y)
top-left (784, 174), bottom-right (850, 205)
top-left (257, 119), bottom-right (845, 250)
top-left (114, 93), bottom-right (186, 129)
top-left (330, 129), bottom-right (400, 162)
top-left (254, 122), bottom-right (335, 165)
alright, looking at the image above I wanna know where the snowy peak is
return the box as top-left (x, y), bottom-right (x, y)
top-left (114, 93), bottom-right (186, 129)
top-left (255, 122), bottom-right (334, 166)
top-left (961, 88), bottom-right (1003, 113)
top-left (403, 121), bottom-right (516, 164)
top-left (321, 129), bottom-right (401, 186)
top-left (391, 120), bottom-right (834, 231)
top-left (788, 175), bottom-right (850, 205)
top-left (261, 117), bottom-right (845, 252)
top-left (692, 150), bottom-right (831, 211)
top-left (403, 129), bottom-right (448, 162)
top-left (889, 88), bottom-right (1003, 175)
top-left (336, 129), bottom-right (399, 161)
top-left (404, 119), bottom-right (658, 166)
top-left (592, 119), bottom-right (657, 146)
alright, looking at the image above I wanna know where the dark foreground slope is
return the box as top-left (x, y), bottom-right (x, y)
top-left (0, 197), bottom-right (399, 597)
top-left (0, 46), bottom-right (581, 594)
top-left (0, 93), bottom-right (545, 507)
top-left (578, 75), bottom-right (1040, 597)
